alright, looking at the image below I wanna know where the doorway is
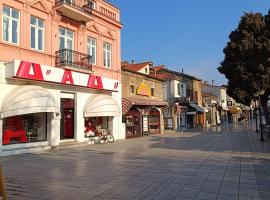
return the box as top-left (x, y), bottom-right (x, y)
top-left (126, 108), bottom-right (141, 138)
top-left (148, 108), bottom-right (160, 134)
top-left (60, 98), bottom-right (74, 139)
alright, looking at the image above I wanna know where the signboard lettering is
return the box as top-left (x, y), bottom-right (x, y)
top-left (61, 70), bottom-right (74, 85)
top-left (7, 60), bottom-right (119, 92)
top-left (16, 61), bottom-right (44, 80)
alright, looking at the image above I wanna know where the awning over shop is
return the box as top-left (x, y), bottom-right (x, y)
top-left (229, 106), bottom-right (242, 114)
top-left (84, 94), bottom-right (120, 117)
top-left (189, 103), bottom-right (207, 113)
top-left (0, 85), bottom-right (59, 118)
top-left (122, 97), bottom-right (168, 115)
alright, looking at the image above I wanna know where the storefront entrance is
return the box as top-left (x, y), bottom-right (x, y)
top-left (60, 98), bottom-right (74, 139)
top-left (126, 108), bottom-right (141, 138)
top-left (148, 108), bottom-right (160, 134)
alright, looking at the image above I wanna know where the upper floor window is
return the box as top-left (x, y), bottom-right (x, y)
top-left (103, 42), bottom-right (111, 68)
top-left (194, 91), bottom-right (198, 102)
top-left (89, 0), bottom-right (96, 9)
top-left (181, 84), bottom-right (184, 95)
top-left (145, 68), bottom-right (148, 73)
top-left (59, 27), bottom-right (74, 50)
top-left (130, 85), bottom-right (135, 94)
top-left (151, 88), bottom-right (155, 96)
top-left (2, 5), bottom-right (20, 44)
top-left (87, 37), bottom-right (96, 65)
top-left (177, 83), bottom-right (181, 96)
top-left (30, 16), bottom-right (44, 51)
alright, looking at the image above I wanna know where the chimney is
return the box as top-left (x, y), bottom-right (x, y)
top-left (131, 60), bottom-right (135, 64)
top-left (182, 69), bottom-right (184, 74)
top-left (212, 80), bottom-right (214, 86)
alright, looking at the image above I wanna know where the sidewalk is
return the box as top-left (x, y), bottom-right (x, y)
top-left (1, 122), bottom-right (270, 200)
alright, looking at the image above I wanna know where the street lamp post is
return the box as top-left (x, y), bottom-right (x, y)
top-left (258, 95), bottom-right (265, 142)
top-left (254, 89), bottom-right (265, 142)
top-left (254, 100), bottom-right (258, 132)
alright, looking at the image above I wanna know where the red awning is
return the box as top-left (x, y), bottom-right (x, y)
top-left (122, 97), bottom-right (168, 115)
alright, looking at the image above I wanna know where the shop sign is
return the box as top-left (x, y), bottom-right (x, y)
top-left (6, 60), bottom-right (119, 92)
top-left (137, 82), bottom-right (150, 96)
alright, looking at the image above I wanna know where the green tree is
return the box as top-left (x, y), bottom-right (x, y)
top-left (218, 11), bottom-right (270, 123)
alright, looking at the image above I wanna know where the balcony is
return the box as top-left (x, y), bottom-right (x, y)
top-left (55, 49), bottom-right (93, 72)
top-left (55, 0), bottom-right (94, 23)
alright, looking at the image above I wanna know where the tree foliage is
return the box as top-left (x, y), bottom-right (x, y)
top-left (218, 11), bottom-right (270, 121)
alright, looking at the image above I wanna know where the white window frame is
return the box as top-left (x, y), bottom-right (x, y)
top-left (30, 16), bottom-right (45, 51)
top-left (87, 37), bottom-right (96, 65)
top-left (59, 27), bottom-right (74, 50)
top-left (2, 5), bottom-right (20, 45)
top-left (103, 42), bottom-right (112, 68)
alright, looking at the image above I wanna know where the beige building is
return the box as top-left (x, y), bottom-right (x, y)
top-left (121, 62), bottom-right (167, 138)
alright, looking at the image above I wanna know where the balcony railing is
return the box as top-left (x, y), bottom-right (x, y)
top-left (55, 0), bottom-right (93, 22)
top-left (55, 49), bottom-right (92, 71)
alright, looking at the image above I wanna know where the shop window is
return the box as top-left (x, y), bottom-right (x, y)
top-left (84, 117), bottom-right (109, 138)
top-left (148, 109), bottom-right (160, 134)
top-left (151, 88), bottom-right (155, 96)
top-left (126, 109), bottom-right (141, 138)
top-left (2, 113), bottom-right (47, 145)
top-left (130, 85), bottom-right (135, 93)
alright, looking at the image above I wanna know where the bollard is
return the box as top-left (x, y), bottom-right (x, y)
top-left (0, 165), bottom-right (8, 200)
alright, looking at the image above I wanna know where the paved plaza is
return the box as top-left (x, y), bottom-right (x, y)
top-left (1, 122), bottom-right (270, 200)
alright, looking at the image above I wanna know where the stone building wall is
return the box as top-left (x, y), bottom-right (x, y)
top-left (122, 70), bottom-right (163, 100)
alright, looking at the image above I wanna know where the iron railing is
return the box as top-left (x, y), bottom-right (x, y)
top-left (55, 49), bottom-right (92, 71)
top-left (55, 0), bottom-right (92, 15)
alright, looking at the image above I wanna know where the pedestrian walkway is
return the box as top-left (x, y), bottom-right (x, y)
top-left (1, 122), bottom-right (270, 200)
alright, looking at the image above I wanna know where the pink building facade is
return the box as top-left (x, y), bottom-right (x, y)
top-left (0, 0), bottom-right (124, 155)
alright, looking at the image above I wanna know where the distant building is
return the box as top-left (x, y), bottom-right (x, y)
top-left (152, 66), bottom-right (207, 130)
top-left (202, 83), bottom-right (229, 124)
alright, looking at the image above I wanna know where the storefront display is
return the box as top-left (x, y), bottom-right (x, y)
top-left (148, 109), bottom-right (160, 134)
top-left (3, 113), bottom-right (47, 145)
top-left (84, 117), bottom-right (109, 138)
top-left (126, 109), bottom-right (141, 138)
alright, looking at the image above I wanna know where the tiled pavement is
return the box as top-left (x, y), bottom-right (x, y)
top-left (1, 122), bottom-right (270, 200)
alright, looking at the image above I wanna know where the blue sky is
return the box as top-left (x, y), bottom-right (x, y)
top-left (112, 0), bottom-right (270, 85)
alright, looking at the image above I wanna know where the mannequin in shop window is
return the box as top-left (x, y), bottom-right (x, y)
top-left (85, 120), bottom-right (95, 137)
